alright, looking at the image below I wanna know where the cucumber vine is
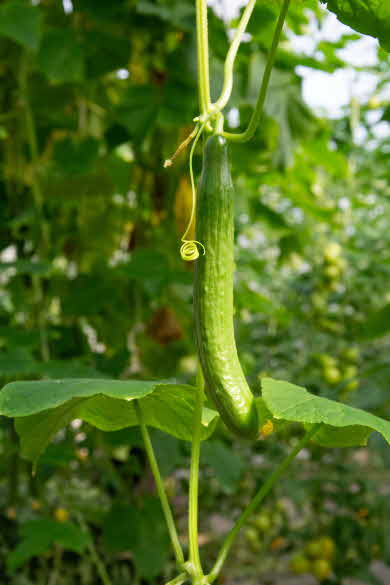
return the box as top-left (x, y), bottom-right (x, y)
top-left (157, 3), bottom-right (320, 585)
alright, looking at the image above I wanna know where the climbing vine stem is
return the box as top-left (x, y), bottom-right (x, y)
top-left (213, 0), bottom-right (257, 111)
top-left (188, 368), bottom-right (206, 580)
top-left (196, 0), bottom-right (211, 115)
top-left (223, 0), bottom-right (291, 143)
top-left (135, 401), bottom-right (185, 567)
top-left (207, 424), bottom-right (322, 582)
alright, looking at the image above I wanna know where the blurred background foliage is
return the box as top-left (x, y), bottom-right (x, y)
top-left (0, 0), bottom-right (389, 584)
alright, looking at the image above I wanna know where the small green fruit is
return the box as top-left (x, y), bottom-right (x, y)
top-left (305, 540), bottom-right (323, 558)
top-left (245, 527), bottom-right (259, 543)
top-left (324, 264), bottom-right (341, 280)
top-left (344, 379), bottom-right (359, 392)
top-left (323, 366), bottom-right (342, 385)
top-left (245, 527), bottom-right (261, 552)
top-left (344, 365), bottom-right (358, 379)
top-left (253, 513), bottom-right (271, 532)
top-left (318, 537), bottom-right (335, 560)
top-left (324, 242), bottom-right (342, 262)
top-left (318, 354), bottom-right (337, 368)
top-left (290, 554), bottom-right (310, 574)
top-left (312, 558), bottom-right (332, 581)
top-left (342, 347), bottom-right (359, 362)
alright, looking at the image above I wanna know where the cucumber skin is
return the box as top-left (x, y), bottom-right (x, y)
top-left (194, 135), bottom-right (259, 440)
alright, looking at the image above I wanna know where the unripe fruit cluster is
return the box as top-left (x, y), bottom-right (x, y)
top-left (322, 242), bottom-right (346, 291)
top-left (317, 350), bottom-right (359, 392)
top-left (290, 536), bottom-right (334, 581)
top-left (244, 509), bottom-right (281, 552)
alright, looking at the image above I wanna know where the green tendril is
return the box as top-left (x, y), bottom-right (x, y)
top-left (180, 123), bottom-right (206, 262)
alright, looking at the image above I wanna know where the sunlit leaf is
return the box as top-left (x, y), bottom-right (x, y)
top-left (262, 377), bottom-right (390, 447)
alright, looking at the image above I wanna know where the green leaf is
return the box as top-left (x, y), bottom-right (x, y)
top-left (247, 56), bottom-right (316, 168)
top-left (115, 85), bottom-right (160, 143)
top-left (53, 137), bottom-right (99, 175)
top-left (78, 384), bottom-right (218, 438)
top-left (0, 379), bottom-right (219, 462)
top-left (102, 502), bottom-right (140, 552)
top-left (321, 0), bottom-right (390, 52)
top-left (103, 498), bottom-right (171, 577)
top-left (15, 401), bottom-right (82, 463)
top-left (149, 429), bottom-right (182, 476)
top-left (357, 303), bottom-right (390, 339)
top-left (0, 348), bottom-right (39, 377)
top-left (136, 1), bottom-right (194, 29)
top-left (37, 29), bottom-right (85, 83)
top-left (0, 378), bottom-right (157, 416)
top-left (8, 519), bottom-right (90, 571)
top-left (262, 377), bottom-right (390, 447)
top-left (131, 496), bottom-right (170, 579)
top-left (84, 30), bottom-right (131, 78)
top-left (202, 440), bottom-right (245, 493)
top-left (0, 1), bottom-right (41, 49)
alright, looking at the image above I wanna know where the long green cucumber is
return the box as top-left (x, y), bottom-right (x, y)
top-left (194, 134), bottom-right (259, 439)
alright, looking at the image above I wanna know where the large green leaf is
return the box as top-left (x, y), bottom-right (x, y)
top-left (0, 1), bottom-right (41, 49)
top-left (321, 0), bottom-right (390, 52)
top-left (262, 377), bottom-right (390, 447)
top-left (0, 379), bottom-right (219, 462)
top-left (0, 378), bottom-right (157, 416)
top-left (37, 29), bottom-right (85, 83)
top-left (8, 519), bottom-right (90, 572)
top-left (102, 497), bottom-right (170, 578)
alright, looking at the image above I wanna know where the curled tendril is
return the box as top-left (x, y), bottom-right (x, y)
top-left (179, 122), bottom-right (207, 262)
top-left (180, 240), bottom-right (205, 262)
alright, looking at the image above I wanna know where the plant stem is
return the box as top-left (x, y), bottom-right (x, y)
top-left (188, 368), bottom-right (205, 578)
top-left (223, 0), bottom-right (290, 143)
top-left (7, 422), bottom-right (20, 507)
top-left (134, 401), bottom-right (185, 566)
top-left (18, 52), bottom-right (50, 362)
top-left (196, 0), bottom-right (211, 115)
top-left (18, 53), bottom-right (49, 247)
top-left (207, 424), bottom-right (321, 582)
top-left (47, 545), bottom-right (62, 585)
top-left (164, 572), bottom-right (188, 585)
top-left (213, 0), bottom-right (257, 111)
top-left (78, 515), bottom-right (113, 585)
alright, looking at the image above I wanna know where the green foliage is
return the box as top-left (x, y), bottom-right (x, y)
top-left (322, 0), bottom-right (390, 51)
top-left (102, 498), bottom-right (171, 578)
top-left (0, 0), bottom-right (388, 582)
top-left (38, 30), bottom-right (85, 83)
top-left (262, 378), bottom-right (390, 447)
top-left (357, 304), bottom-right (390, 339)
top-left (8, 519), bottom-right (90, 571)
top-left (0, 0), bottom-right (41, 49)
top-left (202, 440), bottom-right (245, 493)
top-left (0, 380), bottom-right (218, 462)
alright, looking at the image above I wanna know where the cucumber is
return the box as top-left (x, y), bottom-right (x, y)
top-left (194, 134), bottom-right (259, 439)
